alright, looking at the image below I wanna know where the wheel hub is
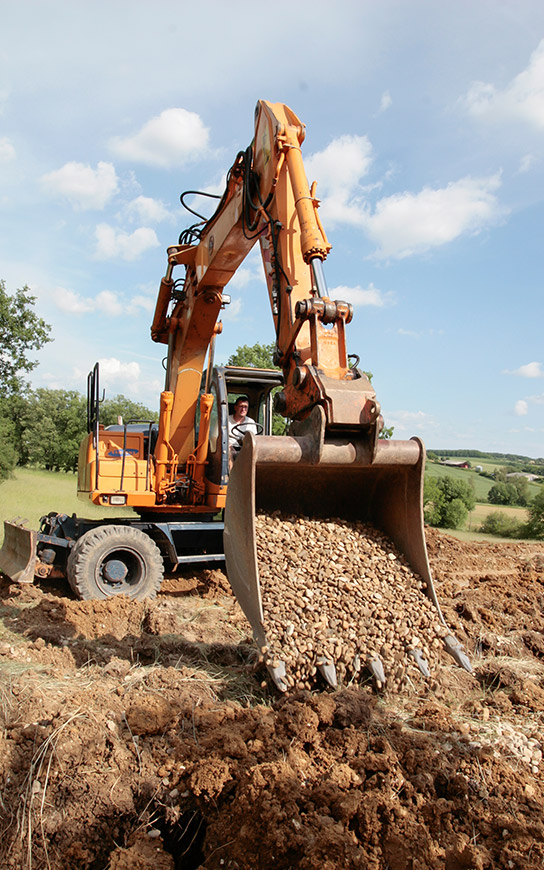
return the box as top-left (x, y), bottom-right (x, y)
top-left (102, 558), bottom-right (129, 583)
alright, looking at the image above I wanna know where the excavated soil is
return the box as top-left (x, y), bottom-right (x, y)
top-left (0, 530), bottom-right (543, 869)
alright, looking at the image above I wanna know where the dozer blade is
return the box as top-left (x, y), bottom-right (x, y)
top-left (224, 407), bottom-right (471, 691)
top-left (0, 520), bottom-right (38, 585)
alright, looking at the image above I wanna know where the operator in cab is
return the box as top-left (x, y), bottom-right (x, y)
top-left (228, 396), bottom-right (258, 468)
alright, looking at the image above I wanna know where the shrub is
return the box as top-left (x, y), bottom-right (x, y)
top-left (478, 511), bottom-right (523, 538)
top-left (424, 476), bottom-right (475, 529)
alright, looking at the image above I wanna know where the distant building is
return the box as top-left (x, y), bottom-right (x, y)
top-left (506, 472), bottom-right (539, 482)
top-left (440, 460), bottom-right (470, 469)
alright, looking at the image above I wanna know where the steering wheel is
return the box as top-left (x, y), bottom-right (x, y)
top-left (231, 422), bottom-right (264, 441)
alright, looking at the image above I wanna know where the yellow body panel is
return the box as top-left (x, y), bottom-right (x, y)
top-left (78, 429), bottom-right (156, 503)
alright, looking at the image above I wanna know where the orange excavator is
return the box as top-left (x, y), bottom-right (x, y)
top-left (0, 100), bottom-right (470, 689)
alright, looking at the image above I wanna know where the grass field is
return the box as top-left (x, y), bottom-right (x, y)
top-left (468, 502), bottom-right (528, 524)
top-left (0, 467), bottom-right (135, 544)
top-left (425, 460), bottom-right (542, 502)
top-left (432, 456), bottom-right (507, 475)
top-left (425, 461), bottom-right (493, 500)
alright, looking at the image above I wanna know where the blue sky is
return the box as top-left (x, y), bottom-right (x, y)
top-left (1, 0), bottom-right (543, 457)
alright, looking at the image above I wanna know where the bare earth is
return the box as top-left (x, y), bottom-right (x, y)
top-left (0, 529), bottom-right (543, 869)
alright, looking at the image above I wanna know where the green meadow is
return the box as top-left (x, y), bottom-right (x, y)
top-left (0, 467), bottom-right (134, 545)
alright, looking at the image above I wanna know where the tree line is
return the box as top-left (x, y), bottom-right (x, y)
top-left (0, 281), bottom-right (157, 481)
top-left (0, 389), bottom-right (158, 480)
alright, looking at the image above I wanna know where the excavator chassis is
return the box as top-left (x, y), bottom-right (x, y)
top-left (224, 408), bottom-right (471, 691)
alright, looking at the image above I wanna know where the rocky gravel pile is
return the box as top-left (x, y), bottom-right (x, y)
top-left (255, 512), bottom-right (450, 691)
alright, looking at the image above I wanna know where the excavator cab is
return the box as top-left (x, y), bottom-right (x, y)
top-left (204, 366), bottom-right (283, 490)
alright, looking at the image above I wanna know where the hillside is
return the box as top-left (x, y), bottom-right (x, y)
top-left (430, 449), bottom-right (544, 474)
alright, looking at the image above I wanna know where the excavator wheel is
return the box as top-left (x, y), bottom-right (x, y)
top-left (66, 525), bottom-right (164, 601)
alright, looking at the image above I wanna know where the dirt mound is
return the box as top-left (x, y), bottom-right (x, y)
top-left (0, 532), bottom-right (543, 869)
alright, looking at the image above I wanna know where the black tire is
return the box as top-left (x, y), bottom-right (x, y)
top-left (66, 525), bottom-right (164, 601)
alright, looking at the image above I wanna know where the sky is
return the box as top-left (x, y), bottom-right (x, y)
top-left (1, 0), bottom-right (543, 458)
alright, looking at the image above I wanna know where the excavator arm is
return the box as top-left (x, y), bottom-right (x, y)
top-left (150, 101), bottom-right (379, 487)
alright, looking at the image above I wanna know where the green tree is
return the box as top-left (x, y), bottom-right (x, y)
top-left (0, 281), bottom-right (51, 395)
top-left (488, 478), bottom-right (529, 507)
top-left (227, 342), bottom-right (276, 369)
top-left (21, 389), bottom-right (87, 472)
top-left (379, 424), bottom-right (394, 440)
top-left (18, 391), bottom-right (159, 473)
top-left (488, 482), bottom-right (516, 505)
top-left (524, 489), bottom-right (544, 540)
top-left (510, 476), bottom-right (530, 506)
top-left (0, 415), bottom-right (18, 482)
top-left (0, 281), bottom-right (52, 480)
top-left (424, 476), bottom-right (476, 529)
top-left (100, 396), bottom-right (158, 427)
top-left (492, 465), bottom-right (517, 483)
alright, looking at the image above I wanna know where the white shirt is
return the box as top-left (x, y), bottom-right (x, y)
top-left (228, 414), bottom-right (258, 449)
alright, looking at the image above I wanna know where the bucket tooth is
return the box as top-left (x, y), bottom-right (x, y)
top-left (317, 658), bottom-right (338, 688)
top-left (267, 660), bottom-right (289, 692)
top-left (443, 635), bottom-right (472, 673)
top-left (368, 656), bottom-right (386, 688)
top-left (408, 647), bottom-right (431, 677)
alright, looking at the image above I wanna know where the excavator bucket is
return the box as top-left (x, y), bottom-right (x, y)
top-left (0, 520), bottom-right (38, 585)
top-left (224, 409), bottom-right (471, 691)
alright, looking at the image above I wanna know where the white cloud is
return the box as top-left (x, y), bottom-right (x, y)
top-left (96, 357), bottom-right (141, 387)
top-left (515, 399), bottom-right (529, 416)
top-left (379, 91), bottom-right (392, 112)
top-left (41, 161), bottom-right (119, 210)
top-left (55, 287), bottom-right (94, 314)
top-left (95, 290), bottom-right (123, 316)
top-left (509, 361), bottom-right (544, 378)
top-left (54, 286), bottom-right (124, 316)
top-left (518, 153), bottom-right (537, 173)
top-left (305, 138), bottom-right (505, 259)
top-left (463, 39), bottom-right (544, 129)
top-left (110, 107), bottom-right (210, 168)
top-left (305, 135), bottom-right (372, 227)
top-left (221, 297), bottom-right (243, 321)
top-left (94, 223), bottom-right (160, 261)
top-left (386, 409), bottom-right (438, 434)
top-left (131, 293), bottom-right (155, 313)
top-left (0, 137), bottom-right (15, 162)
top-left (331, 282), bottom-right (393, 307)
top-left (225, 247), bottom-right (266, 291)
top-left (364, 174), bottom-right (506, 259)
top-left (123, 195), bottom-right (173, 224)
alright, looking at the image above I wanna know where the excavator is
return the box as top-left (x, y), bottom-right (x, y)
top-left (0, 100), bottom-right (471, 689)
